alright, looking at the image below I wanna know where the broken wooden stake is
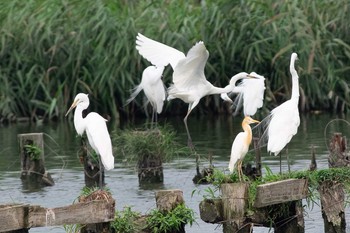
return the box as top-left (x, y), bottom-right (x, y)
top-left (18, 133), bottom-right (54, 188)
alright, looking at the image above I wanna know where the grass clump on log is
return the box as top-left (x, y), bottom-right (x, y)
top-left (0, 0), bottom-right (349, 122)
top-left (113, 124), bottom-right (190, 165)
top-left (205, 166), bottom-right (350, 210)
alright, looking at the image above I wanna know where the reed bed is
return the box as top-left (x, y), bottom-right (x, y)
top-left (0, 0), bottom-right (349, 122)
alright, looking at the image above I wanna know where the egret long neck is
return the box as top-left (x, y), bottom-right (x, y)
top-left (242, 121), bottom-right (253, 145)
top-left (73, 106), bottom-right (86, 136)
top-left (290, 58), bottom-right (299, 100)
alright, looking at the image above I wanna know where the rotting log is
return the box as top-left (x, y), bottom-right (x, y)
top-left (221, 183), bottom-right (251, 233)
top-left (18, 133), bottom-right (54, 188)
top-left (254, 179), bottom-right (308, 208)
top-left (0, 200), bottom-right (115, 232)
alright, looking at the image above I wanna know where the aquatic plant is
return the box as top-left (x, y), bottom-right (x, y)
top-left (111, 206), bottom-right (142, 233)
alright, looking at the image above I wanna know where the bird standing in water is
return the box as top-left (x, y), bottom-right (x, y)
top-left (65, 93), bottom-right (114, 189)
top-left (229, 116), bottom-right (260, 181)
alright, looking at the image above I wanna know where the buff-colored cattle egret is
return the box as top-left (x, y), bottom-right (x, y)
top-left (229, 116), bottom-right (260, 181)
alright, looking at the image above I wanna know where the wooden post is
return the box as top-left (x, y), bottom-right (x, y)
top-left (221, 183), bottom-right (250, 233)
top-left (18, 133), bottom-right (54, 188)
top-left (328, 133), bottom-right (349, 167)
top-left (80, 137), bottom-right (104, 188)
top-left (253, 137), bottom-right (262, 177)
top-left (309, 145), bottom-right (317, 171)
top-left (274, 201), bottom-right (305, 233)
top-left (199, 199), bottom-right (223, 223)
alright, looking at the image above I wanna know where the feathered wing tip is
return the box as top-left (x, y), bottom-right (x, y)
top-left (101, 152), bottom-right (114, 171)
top-left (125, 84), bottom-right (143, 106)
top-left (228, 156), bottom-right (238, 173)
top-left (251, 114), bottom-right (273, 151)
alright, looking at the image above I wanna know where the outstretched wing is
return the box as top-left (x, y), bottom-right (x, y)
top-left (136, 33), bottom-right (185, 70)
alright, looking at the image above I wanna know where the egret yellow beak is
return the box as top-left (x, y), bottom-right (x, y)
top-left (252, 119), bottom-right (260, 124)
top-left (247, 74), bottom-right (259, 79)
top-left (65, 99), bottom-right (79, 117)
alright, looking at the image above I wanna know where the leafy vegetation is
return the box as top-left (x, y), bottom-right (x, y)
top-left (113, 124), bottom-right (190, 164)
top-left (24, 144), bottom-right (42, 161)
top-left (111, 206), bottom-right (142, 233)
top-left (0, 0), bottom-right (349, 122)
top-left (146, 204), bottom-right (195, 233)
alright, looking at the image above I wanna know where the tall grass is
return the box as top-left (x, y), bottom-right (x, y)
top-left (0, 0), bottom-right (349, 122)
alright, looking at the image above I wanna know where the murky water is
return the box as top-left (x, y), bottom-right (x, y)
top-left (0, 113), bottom-right (349, 232)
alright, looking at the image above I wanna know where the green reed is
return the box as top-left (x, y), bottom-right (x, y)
top-left (0, 0), bottom-right (349, 122)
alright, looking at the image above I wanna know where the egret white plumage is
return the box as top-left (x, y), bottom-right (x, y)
top-left (65, 93), bottom-right (114, 188)
top-left (257, 53), bottom-right (300, 173)
top-left (126, 65), bottom-right (166, 125)
top-left (136, 33), bottom-right (254, 148)
top-left (229, 116), bottom-right (260, 181)
top-left (221, 72), bottom-right (266, 116)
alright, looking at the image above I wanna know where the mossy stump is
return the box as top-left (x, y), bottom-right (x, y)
top-left (18, 133), bottom-right (54, 189)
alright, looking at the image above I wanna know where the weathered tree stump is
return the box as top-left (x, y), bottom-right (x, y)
top-left (80, 137), bottom-right (105, 188)
top-left (155, 189), bottom-right (185, 233)
top-left (328, 133), bottom-right (350, 167)
top-left (18, 133), bottom-right (54, 188)
top-left (318, 181), bottom-right (346, 233)
top-left (199, 198), bottom-right (223, 224)
top-left (318, 132), bottom-right (348, 233)
top-left (221, 183), bottom-right (251, 233)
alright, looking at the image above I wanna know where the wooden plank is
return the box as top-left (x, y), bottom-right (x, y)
top-left (254, 179), bottom-right (308, 208)
top-left (0, 204), bottom-right (29, 231)
top-left (29, 200), bottom-right (115, 227)
top-left (0, 200), bottom-right (115, 231)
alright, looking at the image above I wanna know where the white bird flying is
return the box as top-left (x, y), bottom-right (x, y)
top-left (136, 33), bottom-right (254, 148)
top-left (221, 72), bottom-right (266, 116)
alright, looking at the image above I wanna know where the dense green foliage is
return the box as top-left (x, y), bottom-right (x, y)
top-left (111, 206), bottom-right (142, 233)
top-left (0, 0), bottom-right (349, 122)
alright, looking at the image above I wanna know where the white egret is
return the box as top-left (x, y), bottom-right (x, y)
top-left (229, 116), bottom-right (260, 181)
top-left (136, 33), bottom-right (254, 148)
top-left (221, 72), bottom-right (266, 116)
top-left (65, 93), bottom-right (114, 188)
top-left (257, 53), bottom-right (300, 173)
top-left (126, 65), bottom-right (166, 125)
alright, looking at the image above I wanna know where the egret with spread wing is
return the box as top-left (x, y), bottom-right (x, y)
top-left (126, 65), bottom-right (166, 126)
top-left (65, 93), bottom-right (114, 188)
top-left (221, 72), bottom-right (266, 116)
top-left (136, 33), bottom-right (254, 148)
top-left (229, 116), bottom-right (260, 181)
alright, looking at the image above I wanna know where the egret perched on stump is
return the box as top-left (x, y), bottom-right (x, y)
top-left (257, 53), bottom-right (300, 173)
top-left (136, 33), bottom-right (255, 148)
top-left (65, 93), bottom-right (114, 188)
top-left (229, 116), bottom-right (260, 181)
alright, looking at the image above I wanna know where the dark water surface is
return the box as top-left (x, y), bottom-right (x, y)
top-left (0, 113), bottom-right (349, 232)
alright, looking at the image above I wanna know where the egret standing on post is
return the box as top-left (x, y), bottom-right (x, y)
top-left (65, 93), bottom-right (114, 188)
top-left (261, 53), bottom-right (300, 173)
top-left (136, 33), bottom-right (254, 148)
top-left (229, 116), bottom-right (260, 181)
top-left (126, 65), bottom-right (166, 126)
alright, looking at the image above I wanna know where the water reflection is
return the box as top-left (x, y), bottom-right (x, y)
top-left (0, 113), bottom-right (349, 232)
